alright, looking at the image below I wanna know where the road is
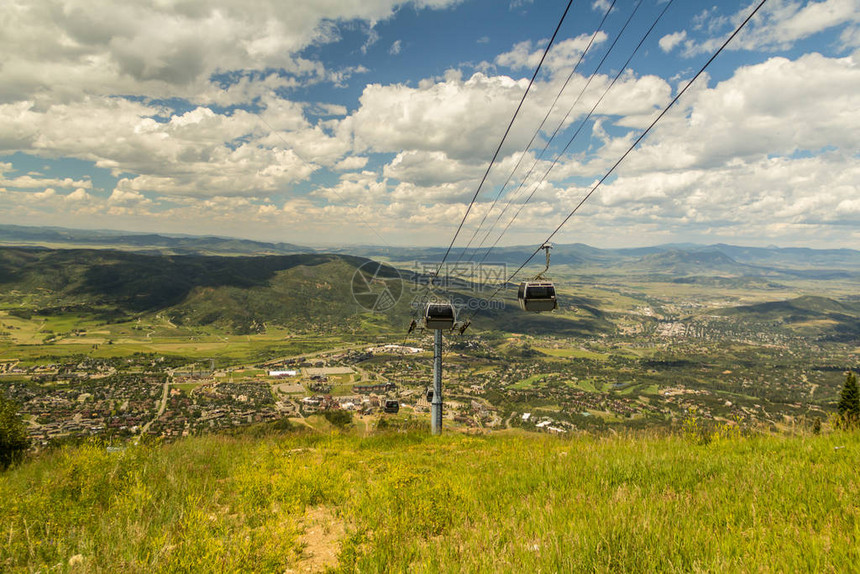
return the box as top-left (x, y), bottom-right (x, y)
top-left (141, 376), bottom-right (171, 434)
top-left (261, 343), bottom-right (371, 367)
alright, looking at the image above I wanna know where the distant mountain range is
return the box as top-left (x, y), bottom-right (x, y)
top-left (0, 224), bottom-right (306, 256)
top-left (1, 224), bottom-right (859, 277)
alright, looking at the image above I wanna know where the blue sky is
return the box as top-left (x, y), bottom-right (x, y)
top-left (0, 0), bottom-right (858, 249)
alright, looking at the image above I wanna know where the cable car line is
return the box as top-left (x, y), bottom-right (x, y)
top-left (432, 0), bottom-right (576, 280)
top-left (465, 0), bottom-right (672, 278)
top-left (450, 0), bottom-right (618, 271)
top-left (454, 0), bottom-right (626, 269)
top-left (461, 0), bottom-right (769, 326)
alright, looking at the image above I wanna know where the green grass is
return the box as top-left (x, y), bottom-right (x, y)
top-left (564, 378), bottom-right (599, 392)
top-left (616, 382), bottom-right (660, 396)
top-left (0, 311), bottom-right (346, 366)
top-left (534, 346), bottom-right (609, 360)
top-left (172, 382), bottom-right (202, 394)
top-left (510, 374), bottom-right (548, 389)
top-left (2, 430), bottom-right (859, 572)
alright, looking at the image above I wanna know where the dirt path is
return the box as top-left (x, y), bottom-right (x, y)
top-left (294, 507), bottom-right (347, 572)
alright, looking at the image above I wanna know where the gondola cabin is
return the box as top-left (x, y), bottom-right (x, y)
top-left (518, 281), bottom-right (557, 312)
top-left (383, 400), bottom-right (400, 414)
top-left (424, 302), bottom-right (456, 330)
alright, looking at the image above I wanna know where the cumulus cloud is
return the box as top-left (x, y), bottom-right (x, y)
top-left (592, 0), bottom-right (612, 13)
top-left (311, 171), bottom-right (389, 203)
top-left (675, 0), bottom-right (860, 57)
top-left (595, 154), bottom-right (860, 232)
top-left (0, 0), bottom-right (460, 105)
top-left (342, 73), bottom-right (533, 161)
top-left (619, 53), bottom-right (860, 173)
top-left (109, 188), bottom-right (152, 206)
top-left (340, 66), bottom-right (667, 164)
top-left (66, 188), bottom-right (92, 202)
top-left (495, 33), bottom-right (608, 74)
top-left (0, 96), bottom-right (331, 197)
top-left (32, 188), bottom-right (56, 201)
top-left (333, 156), bottom-right (370, 171)
top-left (451, 53), bottom-right (860, 248)
top-left (0, 174), bottom-right (92, 190)
top-left (659, 31), bottom-right (687, 53)
top-left (383, 150), bottom-right (483, 186)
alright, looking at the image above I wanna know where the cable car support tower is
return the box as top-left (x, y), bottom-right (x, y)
top-left (431, 328), bottom-right (443, 435)
top-left (419, 278), bottom-right (456, 435)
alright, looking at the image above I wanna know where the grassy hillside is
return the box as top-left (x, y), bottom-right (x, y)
top-left (0, 247), bottom-right (613, 337)
top-left (714, 295), bottom-right (860, 341)
top-left (0, 248), bottom-right (404, 331)
top-left (2, 429), bottom-right (859, 572)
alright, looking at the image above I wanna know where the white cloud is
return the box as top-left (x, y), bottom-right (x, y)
top-left (659, 31), bottom-right (687, 53)
top-left (839, 25), bottom-right (860, 49)
top-left (342, 73), bottom-right (534, 161)
top-left (618, 53), bottom-right (860, 174)
top-left (0, 174), bottom-right (92, 190)
top-left (389, 40), bottom-right (403, 55)
top-left (0, 0), bottom-right (460, 105)
top-left (495, 33), bottom-right (608, 74)
top-left (66, 188), bottom-right (92, 202)
top-left (391, 181), bottom-right (473, 204)
top-left (595, 153), bottom-right (859, 230)
top-left (32, 188), bottom-right (56, 201)
top-left (0, 96), bottom-right (334, 197)
top-left (333, 156), bottom-right (370, 171)
top-left (311, 171), bottom-right (389, 204)
top-left (109, 188), bottom-right (152, 206)
top-left (678, 0), bottom-right (860, 57)
top-left (591, 0), bottom-right (612, 13)
top-left (340, 66), bottom-right (667, 165)
top-left (457, 53), bottom-right (860, 248)
top-left (383, 150), bottom-right (483, 186)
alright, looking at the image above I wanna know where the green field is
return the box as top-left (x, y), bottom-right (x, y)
top-left (2, 429), bottom-right (859, 572)
top-left (172, 382), bottom-right (202, 394)
top-left (0, 309), bottom-right (355, 367)
top-left (534, 346), bottom-right (610, 360)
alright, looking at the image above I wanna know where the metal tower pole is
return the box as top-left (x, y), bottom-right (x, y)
top-left (431, 329), bottom-right (443, 435)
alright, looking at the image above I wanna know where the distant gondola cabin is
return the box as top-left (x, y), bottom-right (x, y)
top-left (383, 400), bottom-right (400, 414)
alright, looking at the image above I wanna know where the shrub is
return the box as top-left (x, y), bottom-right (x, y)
top-left (837, 371), bottom-right (859, 427)
top-left (323, 409), bottom-right (353, 428)
top-left (0, 395), bottom-right (29, 470)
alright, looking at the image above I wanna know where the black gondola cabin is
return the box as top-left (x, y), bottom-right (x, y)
top-left (424, 302), bottom-right (456, 330)
top-left (383, 400), bottom-right (400, 414)
top-left (518, 281), bottom-right (557, 312)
